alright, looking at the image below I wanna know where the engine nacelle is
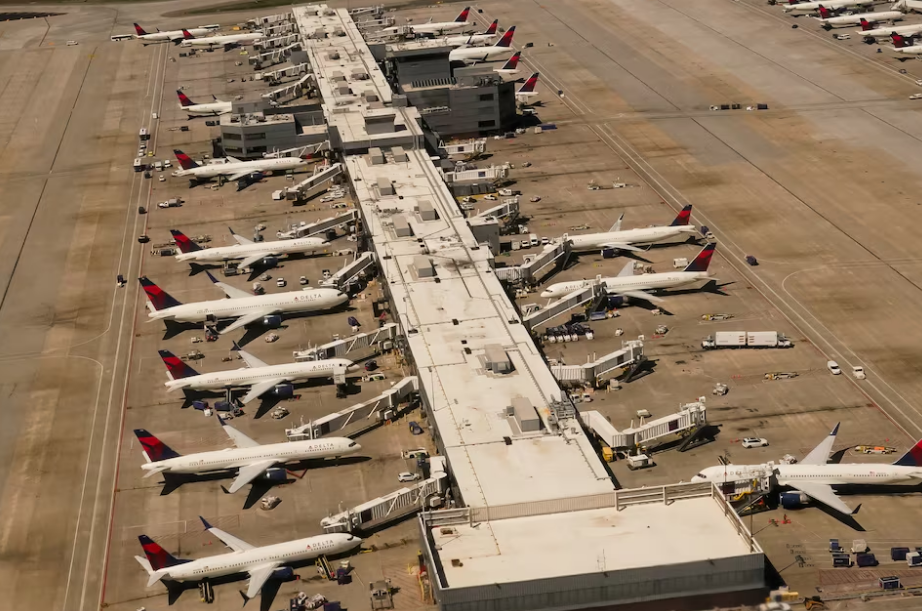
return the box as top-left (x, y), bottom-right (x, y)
top-left (780, 491), bottom-right (810, 509)
top-left (272, 383), bottom-right (295, 399)
top-left (262, 315), bottom-right (283, 328)
top-left (271, 566), bottom-right (295, 580)
top-left (262, 467), bottom-right (288, 482)
top-left (262, 256), bottom-right (279, 268)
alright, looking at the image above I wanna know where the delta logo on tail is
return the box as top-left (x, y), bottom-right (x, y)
top-left (455, 7), bottom-right (470, 22)
top-left (517, 72), bottom-right (540, 95)
top-left (169, 229), bottom-right (201, 253)
top-left (893, 438), bottom-right (922, 467)
top-left (134, 429), bottom-right (181, 461)
top-left (684, 243), bottom-right (716, 273)
top-left (139, 535), bottom-right (190, 570)
top-left (181, 29), bottom-right (195, 40)
top-left (139, 277), bottom-right (183, 310)
top-left (496, 26), bottom-right (515, 48)
top-left (859, 18), bottom-right (873, 30)
top-left (498, 51), bottom-right (521, 72)
top-left (158, 350), bottom-right (201, 380)
top-left (483, 20), bottom-right (498, 35)
top-left (892, 32), bottom-right (910, 48)
top-left (818, 6), bottom-right (832, 19)
top-left (176, 90), bottom-right (195, 107)
top-left (134, 23), bottom-right (149, 36)
top-left (669, 205), bottom-right (693, 227)
top-left (173, 149), bottom-right (199, 170)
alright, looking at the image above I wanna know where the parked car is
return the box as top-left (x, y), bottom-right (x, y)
top-left (397, 472), bottom-right (421, 483)
top-left (742, 437), bottom-right (769, 449)
top-left (827, 361), bottom-right (842, 375)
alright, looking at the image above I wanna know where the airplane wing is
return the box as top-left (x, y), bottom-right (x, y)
top-left (233, 343), bottom-right (269, 368)
top-left (787, 481), bottom-right (855, 516)
top-left (206, 271), bottom-right (251, 299)
top-left (801, 423), bottom-right (840, 466)
top-left (610, 289), bottom-right (665, 304)
top-left (600, 242), bottom-right (643, 253)
top-left (200, 516), bottom-right (256, 550)
top-left (229, 227), bottom-right (253, 246)
top-left (225, 155), bottom-right (243, 163)
top-left (240, 377), bottom-right (287, 404)
top-left (227, 459), bottom-right (279, 493)
top-left (608, 214), bottom-right (624, 233)
top-left (219, 417), bottom-right (260, 448)
top-left (245, 563), bottom-right (282, 600)
top-left (220, 310), bottom-right (276, 335)
top-left (238, 252), bottom-right (278, 271)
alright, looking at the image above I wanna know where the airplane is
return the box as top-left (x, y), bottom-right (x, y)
top-left (380, 6), bottom-right (471, 35)
top-left (816, 8), bottom-right (903, 29)
top-left (131, 23), bottom-right (218, 44)
top-left (449, 27), bottom-right (516, 64)
top-left (564, 205), bottom-right (696, 254)
top-left (135, 517), bottom-right (362, 602)
top-left (134, 420), bottom-right (360, 493)
top-left (171, 228), bottom-right (328, 273)
top-left (495, 51), bottom-right (522, 74)
top-left (516, 73), bottom-right (540, 98)
top-left (539, 242), bottom-right (716, 303)
top-left (180, 29), bottom-right (265, 49)
top-left (859, 20), bottom-right (922, 41)
top-left (784, 0), bottom-right (876, 15)
top-left (172, 149), bottom-right (310, 183)
top-left (441, 19), bottom-right (498, 47)
top-left (887, 32), bottom-right (922, 54)
top-left (139, 275), bottom-right (347, 336)
top-left (176, 90), bottom-right (232, 118)
top-left (158, 345), bottom-right (359, 405)
top-left (691, 423), bottom-right (922, 517)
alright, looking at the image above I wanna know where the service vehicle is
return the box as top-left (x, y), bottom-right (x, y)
top-left (397, 472), bottom-right (421, 483)
top-left (742, 437), bottom-right (769, 448)
top-left (827, 361), bottom-right (842, 375)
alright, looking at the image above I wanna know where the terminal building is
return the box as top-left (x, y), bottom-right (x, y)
top-left (291, 6), bottom-right (767, 610)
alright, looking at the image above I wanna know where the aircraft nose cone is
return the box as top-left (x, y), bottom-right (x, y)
top-left (540, 291), bottom-right (553, 298)
top-left (347, 363), bottom-right (361, 372)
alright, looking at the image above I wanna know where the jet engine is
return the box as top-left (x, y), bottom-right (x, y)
top-left (262, 315), bottom-right (283, 328)
top-left (780, 491), bottom-right (810, 509)
top-left (262, 467), bottom-right (289, 482)
top-left (271, 566), bottom-right (295, 580)
top-left (272, 383), bottom-right (295, 398)
top-left (261, 256), bottom-right (278, 268)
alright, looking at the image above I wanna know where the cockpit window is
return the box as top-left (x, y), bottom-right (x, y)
top-left (695, 473), bottom-right (706, 479)
top-left (348, 441), bottom-right (358, 447)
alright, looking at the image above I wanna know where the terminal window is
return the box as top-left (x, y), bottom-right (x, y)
top-left (478, 119), bottom-right (496, 128)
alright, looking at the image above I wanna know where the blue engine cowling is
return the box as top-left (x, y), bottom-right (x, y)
top-left (262, 315), bottom-right (283, 328)
top-left (272, 383), bottom-right (295, 398)
top-left (262, 256), bottom-right (278, 268)
top-left (780, 491), bottom-right (810, 509)
top-left (262, 467), bottom-right (288, 482)
top-left (271, 566), bottom-right (294, 580)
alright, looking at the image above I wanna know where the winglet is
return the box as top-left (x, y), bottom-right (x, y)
top-left (830, 422), bottom-right (840, 436)
top-left (221, 485), bottom-right (232, 495)
top-left (228, 226), bottom-right (237, 236)
top-left (200, 516), bottom-right (214, 530)
top-left (239, 590), bottom-right (252, 606)
top-left (205, 270), bottom-right (221, 284)
top-left (231, 340), bottom-right (242, 352)
top-left (853, 504), bottom-right (862, 515)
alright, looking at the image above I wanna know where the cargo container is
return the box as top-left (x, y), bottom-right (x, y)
top-left (702, 331), bottom-right (792, 349)
top-left (832, 554), bottom-right (851, 568)
top-left (892, 547), bottom-right (911, 561)
top-left (907, 552), bottom-right (922, 566)
top-left (857, 553), bottom-right (878, 567)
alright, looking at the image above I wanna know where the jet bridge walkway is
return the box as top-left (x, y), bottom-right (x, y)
top-left (494, 240), bottom-right (572, 286)
top-left (283, 162), bottom-right (343, 202)
top-left (580, 400), bottom-right (707, 452)
top-left (277, 209), bottom-right (356, 240)
top-left (250, 43), bottom-right (302, 69)
top-left (286, 376), bottom-right (418, 440)
top-left (320, 456), bottom-right (448, 534)
top-left (476, 198), bottom-right (519, 221)
top-left (551, 340), bottom-right (645, 385)
top-left (262, 72), bottom-right (315, 102)
top-left (321, 251), bottom-right (376, 289)
top-left (294, 322), bottom-right (399, 362)
top-left (255, 33), bottom-right (301, 50)
top-left (438, 138), bottom-right (487, 157)
top-left (256, 62), bottom-right (309, 84)
top-left (521, 281), bottom-right (604, 331)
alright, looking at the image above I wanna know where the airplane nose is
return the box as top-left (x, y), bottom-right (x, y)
top-left (347, 363), bottom-right (361, 372)
top-left (540, 291), bottom-right (553, 298)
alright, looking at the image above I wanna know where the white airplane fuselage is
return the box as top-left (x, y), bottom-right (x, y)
top-left (540, 270), bottom-right (711, 299)
top-left (693, 463), bottom-right (922, 486)
top-left (784, 0), bottom-right (872, 14)
top-left (142, 437), bottom-right (360, 477)
top-left (148, 289), bottom-right (348, 325)
top-left (166, 358), bottom-right (359, 393)
top-left (567, 225), bottom-right (698, 252)
top-left (411, 21), bottom-right (468, 35)
top-left (817, 10), bottom-right (902, 27)
top-left (138, 27), bottom-right (214, 43)
top-left (442, 33), bottom-right (494, 47)
top-left (449, 44), bottom-right (513, 63)
top-left (860, 22), bottom-right (922, 39)
top-left (174, 156), bottom-right (308, 179)
top-left (182, 32), bottom-right (265, 47)
top-left (183, 101), bottom-right (233, 116)
top-left (151, 533), bottom-right (361, 584)
top-left (175, 237), bottom-right (328, 264)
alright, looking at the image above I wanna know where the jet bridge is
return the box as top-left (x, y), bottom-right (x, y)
top-left (439, 138), bottom-right (486, 157)
top-left (475, 198), bottom-right (519, 220)
top-left (522, 282), bottom-right (605, 330)
top-left (321, 251), bottom-right (376, 289)
top-left (256, 63), bottom-right (309, 84)
top-left (494, 240), bottom-right (571, 285)
top-left (250, 43), bottom-right (302, 69)
top-left (282, 161), bottom-right (342, 201)
top-left (261, 22), bottom-right (296, 36)
top-left (320, 456), bottom-right (448, 534)
top-left (286, 376), bottom-right (418, 440)
top-left (293, 322), bottom-right (399, 362)
top-left (264, 141), bottom-right (329, 160)
top-left (277, 209), bottom-right (356, 240)
top-left (580, 400), bottom-right (706, 452)
top-left (262, 73), bottom-right (315, 102)
top-left (551, 340), bottom-right (645, 384)
top-left (255, 33), bottom-right (300, 50)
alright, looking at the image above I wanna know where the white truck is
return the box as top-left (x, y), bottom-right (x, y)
top-left (702, 331), bottom-right (792, 349)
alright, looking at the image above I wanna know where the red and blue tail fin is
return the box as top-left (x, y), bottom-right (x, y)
top-left (482, 20), bottom-right (498, 35)
top-left (134, 429), bottom-right (181, 461)
top-left (138, 536), bottom-right (189, 570)
top-left (818, 6), bottom-right (831, 19)
top-left (134, 23), bottom-right (149, 36)
top-left (683, 243), bottom-right (716, 273)
top-left (495, 26), bottom-right (515, 48)
top-left (498, 51), bottom-right (520, 72)
top-left (173, 149), bottom-right (199, 171)
top-left (517, 72), bottom-right (539, 95)
top-left (894, 439), bottom-right (922, 467)
top-left (139, 277), bottom-right (182, 311)
top-left (669, 205), bottom-right (693, 227)
top-left (176, 90), bottom-right (196, 108)
top-left (170, 229), bottom-right (202, 253)
top-left (859, 18), bottom-right (873, 30)
top-left (182, 29), bottom-right (195, 39)
top-left (892, 33), bottom-right (909, 48)
top-left (159, 350), bottom-right (201, 380)
top-left (455, 6), bottom-right (470, 22)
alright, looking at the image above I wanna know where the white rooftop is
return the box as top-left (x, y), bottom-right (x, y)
top-left (434, 496), bottom-right (759, 588)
